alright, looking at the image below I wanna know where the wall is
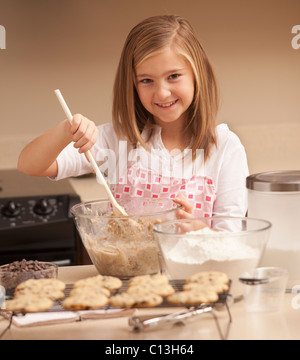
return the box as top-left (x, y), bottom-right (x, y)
top-left (0, 0), bottom-right (299, 174)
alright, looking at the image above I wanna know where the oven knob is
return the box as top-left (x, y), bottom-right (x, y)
top-left (34, 199), bottom-right (54, 215)
top-left (2, 201), bottom-right (21, 217)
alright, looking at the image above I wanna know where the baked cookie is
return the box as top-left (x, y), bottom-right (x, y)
top-left (109, 293), bottom-right (136, 308)
top-left (183, 281), bottom-right (229, 294)
top-left (128, 274), bottom-right (169, 287)
top-left (15, 286), bottom-right (64, 301)
top-left (99, 276), bottom-right (122, 290)
top-left (5, 295), bottom-right (54, 313)
top-left (110, 292), bottom-right (163, 308)
top-left (70, 286), bottom-right (110, 298)
top-left (127, 283), bottom-right (175, 297)
top-left (74, 275), bottom-right (122, 291)
top-left (131, 293), bottom-right (163, 308)
top-left (167, 289), bottom-right (218, 306)
top-left (186, 271), bottom-right (229, 286)
top-left (16, 278), bottom-right (66, 292)
top-left (14, 278), bottom-right (66, 301)
top-left (62, 293), bottom-right (108, 310)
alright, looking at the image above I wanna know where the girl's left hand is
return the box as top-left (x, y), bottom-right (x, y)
top-left (173, 193), bottom-right (194, 219)
top-left (173, 193), bottom-right (212, 233)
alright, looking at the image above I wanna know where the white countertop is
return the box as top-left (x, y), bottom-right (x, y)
top-left (1, 265), bottom-right (300, 340)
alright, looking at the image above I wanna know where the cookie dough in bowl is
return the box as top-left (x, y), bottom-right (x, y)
top-left (71, 198), bottom-right (181, 277)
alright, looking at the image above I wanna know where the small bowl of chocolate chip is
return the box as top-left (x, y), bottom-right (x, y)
top-left (0, 259), bottom-right (58, 298)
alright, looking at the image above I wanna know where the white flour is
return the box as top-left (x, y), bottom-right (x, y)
top-left (162, 227), bottom-right (260, 297)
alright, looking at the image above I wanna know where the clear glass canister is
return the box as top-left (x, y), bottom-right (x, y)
top-left (246, 170), bottom-right (300, 280)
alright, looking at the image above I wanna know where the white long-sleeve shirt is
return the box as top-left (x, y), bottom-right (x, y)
top-left (53, 123), bottom-right (249, 217)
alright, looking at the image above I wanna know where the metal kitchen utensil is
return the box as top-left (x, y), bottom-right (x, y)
top-left (128, 304), bottom-right (232, 340)
top-left (128, 306), bottom-right (214, 331)
top-left (54, 89), bottom-right (128, 217)
top-left (128, 279), bottom-right (233, 340)
top-left (239, 277), bottom-right (270, 285)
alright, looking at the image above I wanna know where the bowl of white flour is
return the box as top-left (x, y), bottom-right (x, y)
top-left (153, 217), bottom-right (271, 298)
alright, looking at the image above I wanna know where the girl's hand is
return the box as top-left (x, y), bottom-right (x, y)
top-left (66, 114), bottom-right (98, 154)
top-left (173, 193), bottom-right (212, 232)
top-left (173, 193), bottom-right (194, 219)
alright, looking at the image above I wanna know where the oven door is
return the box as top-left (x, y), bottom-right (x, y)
top-left (0, 218), bottom-right (78, 265)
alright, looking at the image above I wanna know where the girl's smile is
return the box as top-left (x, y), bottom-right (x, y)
top-left (155, 99), bottom-right (178, 108)
top-left (135, 47), bottom-right (195, 127)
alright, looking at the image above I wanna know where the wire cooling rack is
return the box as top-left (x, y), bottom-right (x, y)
top-left (0, 279), bottom-right (233, 340)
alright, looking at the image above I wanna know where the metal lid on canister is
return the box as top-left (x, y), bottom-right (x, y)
top-left (246, 170), bottom-right (300, 192)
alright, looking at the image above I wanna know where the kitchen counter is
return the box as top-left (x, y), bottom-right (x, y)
top-left (1, 265), bottom-right (300, 340)
top-left (69, 175), bottom-right (107, 202)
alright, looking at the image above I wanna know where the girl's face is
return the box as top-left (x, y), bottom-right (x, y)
top-left (135, 47), bottom-right (195, 127)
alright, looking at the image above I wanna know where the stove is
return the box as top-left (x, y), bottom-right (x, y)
top-left (0, 169), bottom-right (82, 266)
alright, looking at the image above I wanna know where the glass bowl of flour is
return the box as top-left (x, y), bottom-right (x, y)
top-left (71, 198), bottom-right (181, 277)
top-left (153, 217), bottom-right (272, 298)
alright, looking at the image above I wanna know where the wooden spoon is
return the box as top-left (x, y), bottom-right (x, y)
top-left (54, 89), bottom-right (128, 217)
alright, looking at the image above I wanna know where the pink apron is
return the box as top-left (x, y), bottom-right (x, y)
top-left (111, 163), bottom-right (216, 218)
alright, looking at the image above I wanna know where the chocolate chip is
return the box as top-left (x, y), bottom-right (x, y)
top-left (0, 259), bottom-right (56, 297)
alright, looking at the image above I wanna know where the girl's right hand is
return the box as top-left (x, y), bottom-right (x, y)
top-left (66, 114), bottom-right (98, 154)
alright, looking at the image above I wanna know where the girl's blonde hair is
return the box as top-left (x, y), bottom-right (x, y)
top-left (112, 15), bottom-right (219, 160)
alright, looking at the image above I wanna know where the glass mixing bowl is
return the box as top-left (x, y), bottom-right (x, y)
top-left (153, 217), bottom-right (272, 298)
top-left (71, 198), bottom-right (181, 277)
top-left (0, 261), bottom-right (58, 298)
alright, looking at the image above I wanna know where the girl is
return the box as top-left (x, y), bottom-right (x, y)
top-left (18, 15), bottom-right (249, 219)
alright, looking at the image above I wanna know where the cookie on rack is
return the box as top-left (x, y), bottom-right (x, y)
top-left (183, 280), bottom-right (228, 294)
top-left (167, 288), bottom-right (218, 306)
top-left (127, 283), bottom-right (175, 297)
top-left (4, 294), bottom-right (54, 313)
top-left (62, 293), bottom-right (108, 310)
top-left (109, 293), bottom-right (136, 308)
top-left (186, 271), bottom-right (229, 287)
top-left (70, 286), bottom-right (110, 298)
top-left (14, 278), bottom-right (66, 301)
top-left (16, 278), bottom-right (66, 292)
top-left (109, 292), bottom-right (163, 308)
top-left (73, 275), bottom-right (122, 291)
top-left (15, 286), bottom-right (65, 301)
top-left (128, 274), bottom-right (169, 287)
